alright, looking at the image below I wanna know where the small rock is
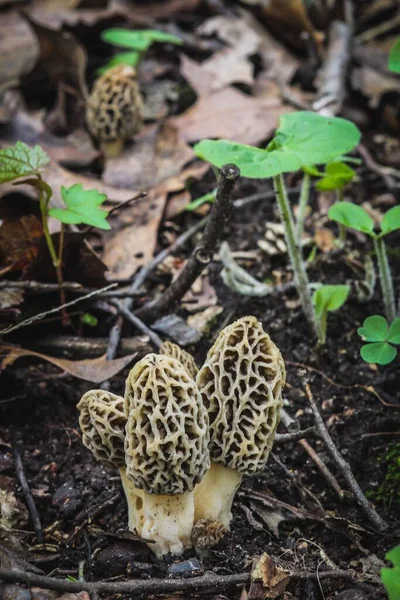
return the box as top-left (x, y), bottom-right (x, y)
top-left (1, 585), bottom-right (31, 600)
top-left (51, 482), bottom-right (81, 517)
top-left (152, 314), bottom-right (201, 345)
top-left (168, 558), bottom-right (203, 577)
top-left (95, 540), bottom-right (165, 577)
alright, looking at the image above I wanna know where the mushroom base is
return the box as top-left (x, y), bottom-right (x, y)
top-left (119, 468), bottom-right (145, 533)
top-left (193, 461), bottom-right (242, 529)
top-left (141, 491), bottom-right (194, 558)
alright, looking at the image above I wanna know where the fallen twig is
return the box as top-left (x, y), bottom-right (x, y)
top-left (12, 446), bottom-right (43, 544)
top-left (30, 335), bottom-right (152, 360)
top-left (111, 300), bottom-right (162, 349)
top-left (135, 164), bottom-right (240, 323)
top-left (304, 380), bottom-right (388, 532)
top-left (275, 426), bottom-right (316, 443)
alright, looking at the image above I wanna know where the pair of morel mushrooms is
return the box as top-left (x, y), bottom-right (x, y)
top-left (77, 316), bottom-right (286, 558)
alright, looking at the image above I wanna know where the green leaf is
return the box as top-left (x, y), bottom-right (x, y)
top-left (315, 161), bottom-right (355, 191)
top-left (313, 284), bottom-right (350, 316)
top-left (382, 545), bottom-right (400, 600)
top-left (81, 313), bottom-right (98, 327)
top-left (388, 318), bottom-right (400, 344)
top-left (101, 28), bottom-right (182, 51)
top-left (0, 141), bottom-right (49, 183)
top-left (303, 165), bottom-right (323, 177)
top-left (96, 51), bottom-right (141, 75)
top-left (185, 189), bottom-right (216, 212)
top-left (358, 315), bottom-right (389, 342)
top-left (140, 29), bottom-right (182, 45)
top-left (389, 39), bottom-right (400, 74)
top-left (48, 184), bottom-right (111, 230)
top-left (381, 205), bottom-right (400, 236)
top-left (361, 342), bottom-right (397, 365)
top-left (328, 202), bottom-right (375, 235)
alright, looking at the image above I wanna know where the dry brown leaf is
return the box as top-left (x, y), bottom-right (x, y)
top-left (181, 55), bottom-right (254, 98)
top-left (250, 553), bottom-right (291, 600)
top-left (352, 64), bottom-right (400, 108)
top-left (116, 0), bottom-right (201, 20)
top-left (170, 83), bottom-right (291, 145)
top-left (0, 215), bottom-right (43, 272)
top-left (0, 12), bottom-right (39, 94)
top-left (0, 289), bottom-right (24, 310)
top-left (0, 345), bottom-right (137, 383)
top-left (314, 228), bottom-right (335, 253)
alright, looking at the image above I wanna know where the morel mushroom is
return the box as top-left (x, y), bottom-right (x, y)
top-left (194, 316), bottom-right (285, 535)
top-left (124, 353), bottom-right (210, 557)
top-left (159, 341), bottom-right (199, 379)
top-left (77, 390), bottom-right (144, 532)
top-left (86, 64), bottom-right (143, 158)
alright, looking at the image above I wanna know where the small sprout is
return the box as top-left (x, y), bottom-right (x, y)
top-left (77, 390), bottom-right (144, 533)
top-left (185, 189), bottom-right (216, 212)
top-left (358, 315), bottom-right (400, 365)
top-left (195, 316), bottom-right (285, 539)
top-left (81, 313), bottom-right (98, 327)
top-left (124, 354), bottom-right (210, 557)
top-left (0, 141), bottom-right (49, 183)
top-left (314, 161), bottom-right (355, 192)
top-left (49, 184), bottom-right (111, 230)
top-left (86, 64), bottom-right (143, 158)
top-left (159, 341), bottom-right (199, 379)
top-left (389, 39), bottom-right (400, 74)
top-left (381, 545), bottom-right (400, 600)
top-left (312, 285), bottom-right (350, 345)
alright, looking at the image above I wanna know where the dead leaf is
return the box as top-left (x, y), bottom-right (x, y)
top-left (0, 12), bottom-right (39, 95)
top-left (103, 123), bottom-right (193, 190)
top-left (352, 64), bottom-right (400, 108)
top-left (0, 215), bottom-right (43, 272)
top-left (0, 345), bottom-right (137, 383)
top-left (187, 306), bottom-right (223, 335)
top-left (249, 501), bottom-right (286, 537)
top-left (0, 289), bottom-right (24, 310)
top-left (314, 228), bottom-right (335, 253)
top-left (170, 83), bottom-right (292, 145)
top-left (116, 0), bottom-right (201, 20)
top-left (250, 553), bottom-right (290, 600)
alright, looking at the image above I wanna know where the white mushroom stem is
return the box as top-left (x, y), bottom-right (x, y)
top-left (140, 492), bottom-right (195, 558)
top-left (118, 468), bottom-right (145, 533)
top-left (193, 462), bottom-right (242, 529)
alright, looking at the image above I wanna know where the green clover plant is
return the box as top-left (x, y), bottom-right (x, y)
top-left (312, 284), bottom-right (350, 345)
top-left (358, 315), bottom-right (400, 365)
top-left (0, 142), bottom-right (110, 304)
top-left (98, 28), bottom-right (182, 75)
top-left (328, 202), bottom-right (400, 322)
top-left (195, 111), bottom-right (361, 337)
top-left (381, 545), bottom-right (400, 600)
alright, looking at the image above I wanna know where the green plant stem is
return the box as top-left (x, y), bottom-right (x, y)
top-left (335, 189), bottom-right (346, 246)
top-left (295, 172), bottom-right (310, 242)
top-left (317, 310), bottom-right (327, 346)
top-left (273, 174), bottom-right (318, 335)
top-left (374, 236), bottom-right (396, 322)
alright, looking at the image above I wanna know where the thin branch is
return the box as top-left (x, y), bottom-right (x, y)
top-left (304, 380), bottom-right (388, 532)
top-left (135, 164), bottom-right (240, 324)
top-left (275, 427), bottom-right (316, 443)
top-left (110, 300), bottom-right (162, 349)
top-left (12, 446), bottom-right (43, 543)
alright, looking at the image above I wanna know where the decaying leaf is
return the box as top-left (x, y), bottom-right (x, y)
top-left (0, 12), bottom-right (39, 96)
top-left (0, 345), bottom-right (137, 383)
top-left (314, 228), bottom-right (335, 253)
top-left (0, 215), bottom-right (43, 272)
top-left (249, 553), bottom-right (290, 600)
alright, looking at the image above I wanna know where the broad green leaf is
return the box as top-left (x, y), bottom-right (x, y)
top-left (360, 341), bottom-right (397, 365)
top-left (381, 545), bottom-right (400, 600)
top-left (101, 28), bottom-right (182, 51)
top-left (389, 39), bottom-right (400, 74)
top-left (388, 318), bottom-right (400, 344)
top-left (381, 205), bottom-right (400, 236)
top-left (140, 29), bottom-right (182, 45)
top-left (185, 190), bottom-right (216, 212)
top-left (303, 165), bottom-right (323, 177)
top-left (49, 184), bottom-right (110, 230)
top-left (313, 284), bottom-right (350, 316)
top-left (315, 161), bottom-right (355, 191)
top-left (267, 111), bottom-right (361, 167)
top-left (0, 141), bottom-right (49, 183)
top-left (328, 202), bottom-right (375, 235)
top-left (358, 315), bottom-right (389, 342)
top-left (194, 139), bottom-right (301, 178)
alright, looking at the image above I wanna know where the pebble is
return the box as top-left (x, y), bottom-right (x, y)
top-left (95, 539), bottom-right (165, 577)
top-left (51, 482), bottom-right (81, 518)
top-left (168, 558), bottom-right (203, 577)
top-left (1, 585), bottom-right (31, 600)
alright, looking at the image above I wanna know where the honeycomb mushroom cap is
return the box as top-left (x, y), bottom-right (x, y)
top-left (196, 316), bottom-right (285, 475)
top-left (159, 341), bottom-right (199, 379)
top-left (77, 390), bottom-right (126, 468)
top-left (86, 64), bottom-right (143, 146)
top-left (124, 354), bottom-right (210, 495)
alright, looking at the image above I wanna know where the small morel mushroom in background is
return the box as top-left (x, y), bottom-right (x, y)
top-left (124, 354), bottom-right (210, 557)
top-left (77, 390), bottom-right (144, 532)
top-left (194, 316), bottom-right (285, 543)
top-left (159, 340), bottom-right (199, 379)
top-left (86, 64), bottom-right (143, 158)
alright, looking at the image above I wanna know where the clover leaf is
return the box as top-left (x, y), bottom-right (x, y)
top-left (358, 315), bottom-right (400, 365)
top-left (49, 184), bottom-right (111, 230)
top-left (0, 141), bottom-right (49, 183)
top-left (381, 545), bottom-right (400, 600)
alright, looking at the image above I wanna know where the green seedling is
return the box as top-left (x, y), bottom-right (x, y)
top-left (81, 313), bottom-right (98, 327)
top-left (358, 315), bottom-right (400, 365)
top-left (328, 202), bottom-right (400, 322)
top-left (312, 284), bottom-right (350, 345)
top-left (389, 39), bottom-right (400, 74)
top-left (0, 142), bottom-right (110, 310)
top-left (381, 545), bottom-right (400, 600)
top-left (195, 111), bottom-right (361, 336)
top-left (98, 28), bottom-right (182, 75)
top-left (185, 189), bottom-right (216, 212)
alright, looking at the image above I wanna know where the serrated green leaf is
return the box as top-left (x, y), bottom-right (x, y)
top-left (381, 205), bottom-right (400, 236)
top-left (315, 161), bottom-right (355, 191)
top-left (358, 315), bottom-right (389, 342)
top-left (48, 184), bottom-right (110, 230)
top-left (360, 341), bottom-right (397, 365)
top-left (388, 318), bottom-right (400, 344)
top-left (101, 28), bottom-right (182, 51)
top-left (328, 202), bottom-right (375, 235)
top-left (382, 545), bottom-right (400, 600)
top-left (389, 39), bottom-right (400, 74)
top-left (0, 142), bottom-right (49, 183)
top-left (312, 284), bottom-right (350, 316)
